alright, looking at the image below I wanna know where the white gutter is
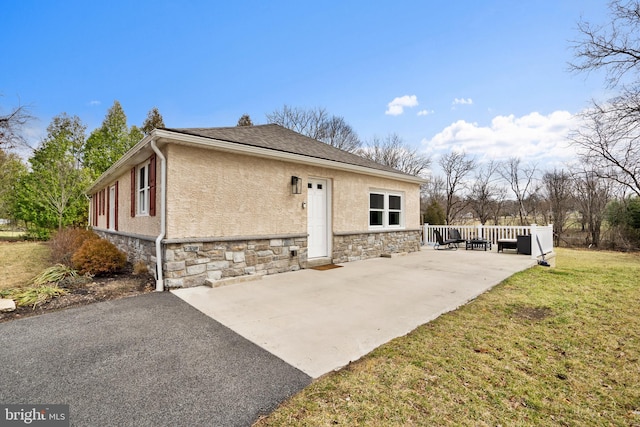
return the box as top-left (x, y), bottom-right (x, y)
top-left (150, 139), bottom-right (166, 292)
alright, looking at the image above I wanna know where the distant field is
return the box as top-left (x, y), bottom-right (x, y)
top-left (0, 230), bottom-right (25, 240)
top-left (0, 242), bottom-right (50, 290)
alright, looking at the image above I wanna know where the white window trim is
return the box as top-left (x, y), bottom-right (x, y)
top-left (137, 161), bottom-right (150, 216)
top-left (369, 190), bottom-right (405, 230)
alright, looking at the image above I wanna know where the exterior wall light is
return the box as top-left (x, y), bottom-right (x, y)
top-left (291, 176), bottom-right (302, 194)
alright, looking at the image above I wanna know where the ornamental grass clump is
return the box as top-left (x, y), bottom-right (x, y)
top-left (31, 264), bottom-right (78, 286)
top-left (9, 285), bottom-right (68, 309)
top-left (71, 238), bottom-right (127, 276)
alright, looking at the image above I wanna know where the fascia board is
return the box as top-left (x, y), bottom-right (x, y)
top-left (86, 129), bottom-right (427, 194)
top-left (160, 130), bottom-right (427, 185)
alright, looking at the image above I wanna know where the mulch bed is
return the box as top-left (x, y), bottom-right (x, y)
top-left (0, 271), bottom-right (155, 323)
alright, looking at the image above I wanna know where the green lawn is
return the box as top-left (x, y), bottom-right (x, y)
top-left (0, 242), bottom-right (50, 290)
top-left (255, 248), bottom-right (640, 426)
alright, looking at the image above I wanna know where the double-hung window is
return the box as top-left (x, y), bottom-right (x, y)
top-left (137, 162), bottom-right (150, 216)
top-left (369, 191), bottom-right (404, 229)
top-left (131, 155), bottom-right (156, 218)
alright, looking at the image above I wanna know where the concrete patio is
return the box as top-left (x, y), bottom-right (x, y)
top-left (173, 247), bottom-right (535, 378)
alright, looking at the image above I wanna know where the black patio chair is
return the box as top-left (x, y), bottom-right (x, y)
top-left (449, 228), bottom-right (466, 245)
top-left (433, 229), bottom-right (459, 250)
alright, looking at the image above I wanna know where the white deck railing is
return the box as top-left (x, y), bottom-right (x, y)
top-left (422, 223), bottom-right (554, 260)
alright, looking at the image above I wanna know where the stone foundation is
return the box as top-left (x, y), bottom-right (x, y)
top-left (332, 229), bottom-right (421, 263)
top-left (162, 236), bottom-right (308, 288)
top-left (95, 228), bottom-right (421, 289)
top-left (94, 229), bottom-right (157, 274)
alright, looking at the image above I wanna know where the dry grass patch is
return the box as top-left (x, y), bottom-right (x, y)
top-left (0, 242), bottom-right (50, 290)
top-left (255, 248), bottom-right (640, 426)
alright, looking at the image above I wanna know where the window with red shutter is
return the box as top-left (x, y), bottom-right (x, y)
top-left (149, 154), bottom-right (156, 217)
top-left (115, 181), bottom-right (119, 231)
top-left (131, 167), bottom-right (136, 217)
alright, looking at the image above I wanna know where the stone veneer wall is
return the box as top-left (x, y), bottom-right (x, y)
top-left (94, 229), bottom-right (157, 273)
top-left (96, 229), bottom-right (420, 288)
top-left (332, 229), bottom-right (422, 263)
top-left (163, 236), bottom-right (307, 288)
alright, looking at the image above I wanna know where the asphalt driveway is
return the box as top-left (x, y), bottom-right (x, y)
top-left (0, 293), bottom-right (311, 427)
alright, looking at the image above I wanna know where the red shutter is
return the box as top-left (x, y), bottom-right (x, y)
top-left (131, 167), bottom-right (136, 217)
top-left (149, 154), bottom-right (157, 217)
top-left (93, 194), bottom-right (98, 226)
top-left (106, 187), bottom-right (110, 229)
top-left (115, 181), bottom-right (119, 231)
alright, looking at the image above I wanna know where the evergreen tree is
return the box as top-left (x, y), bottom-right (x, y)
top-left (142, 107), bottom-right (165, 135)
top-left (83, 100), bottom-right (136, 177)
top-left (237, 114), bottom-right (253, 126)
top-left (0, 149), bottom-right (26, 220)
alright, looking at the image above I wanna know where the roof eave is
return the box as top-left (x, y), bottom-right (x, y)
top-left (86, 129), bottom-right (426, 194)
top-left (162, 130), bottom-right (427, 184)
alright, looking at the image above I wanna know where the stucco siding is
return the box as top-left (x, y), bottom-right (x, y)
top-left (91, 160), bottom-right (160, 238)
top-left (164, 144), bottom-right (421, 240)
top-left (165, 144), bottom-right (307, 239)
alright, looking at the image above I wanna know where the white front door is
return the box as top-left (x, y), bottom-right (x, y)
top-left (307, 178), bottom-right (329, 258)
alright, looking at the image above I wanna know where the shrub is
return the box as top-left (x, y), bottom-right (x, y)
top-left (72, 238), bottom-right (127, 276)
top-left (423, 200), bottom-right (446, 225)
top-left (25, 226), bottom-right (51, 240)
top-left (133, 261), bottom-right (149, 276)
top-left (50, 228), bottom-right (99, 267)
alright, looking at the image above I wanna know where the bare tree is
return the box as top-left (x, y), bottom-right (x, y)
top-left (320, 116), bottom-right (361, 153)
top-left (0, 99), bottom-right (33, 149)
top-left (569, 1), bottom-right (640, 197)
top-left (266, 105), bottom-right (327, 139)
top-left (569, 0), bottom-right (640, 88)
top-left (570, 95), bottom-right (640, 197)
top-left (266, 105), bottom-right (361, 152)
top-left (573, 166), bottom-right (612, 247)
top-left (439, 151), bottom-right (476, 224)
top-left (499, 158), bottom-right (539, 225)
top-left (467, 160), bottom-right (505, 224)
top-left (358, 133), bottom-right (431, 176)
top-left (542, 168), bottom-right (575, 246)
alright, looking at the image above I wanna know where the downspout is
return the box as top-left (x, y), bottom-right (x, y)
top-left (150, 139), bottom-right (166, 292)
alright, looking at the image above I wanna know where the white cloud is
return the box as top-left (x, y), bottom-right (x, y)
top-left (88, 100), bottom-right (101, 106)
top-left (385, 95), bottom-right (419, 116)
top-left (422, 110), bottom-right (578, 166)
top-left (453, 98), bottom-right (473, 105)
top-left (417, 109), bottom-right (434, 116)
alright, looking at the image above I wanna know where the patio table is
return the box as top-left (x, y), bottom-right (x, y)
top-left (465, 239), bottom-right (492, 251)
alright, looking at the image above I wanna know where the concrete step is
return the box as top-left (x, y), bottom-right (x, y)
top-left (306, 257), bottom-right (332, 268)
top-left (205, 274), bottom-right (263, 288)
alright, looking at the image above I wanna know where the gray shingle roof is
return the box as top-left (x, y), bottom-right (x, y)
top-left (164, 124), bottom-right (413, 177)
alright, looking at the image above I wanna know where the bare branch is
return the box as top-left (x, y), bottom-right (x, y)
top-left (0, 101), bottom-right (34, 149)
top-left (358, 134), bottom-right (431, 176)
top-left (570, 0), bottom-right (640, 88)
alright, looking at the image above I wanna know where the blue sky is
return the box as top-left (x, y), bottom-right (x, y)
top-left (1, 0), bottom-right (610, 168)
